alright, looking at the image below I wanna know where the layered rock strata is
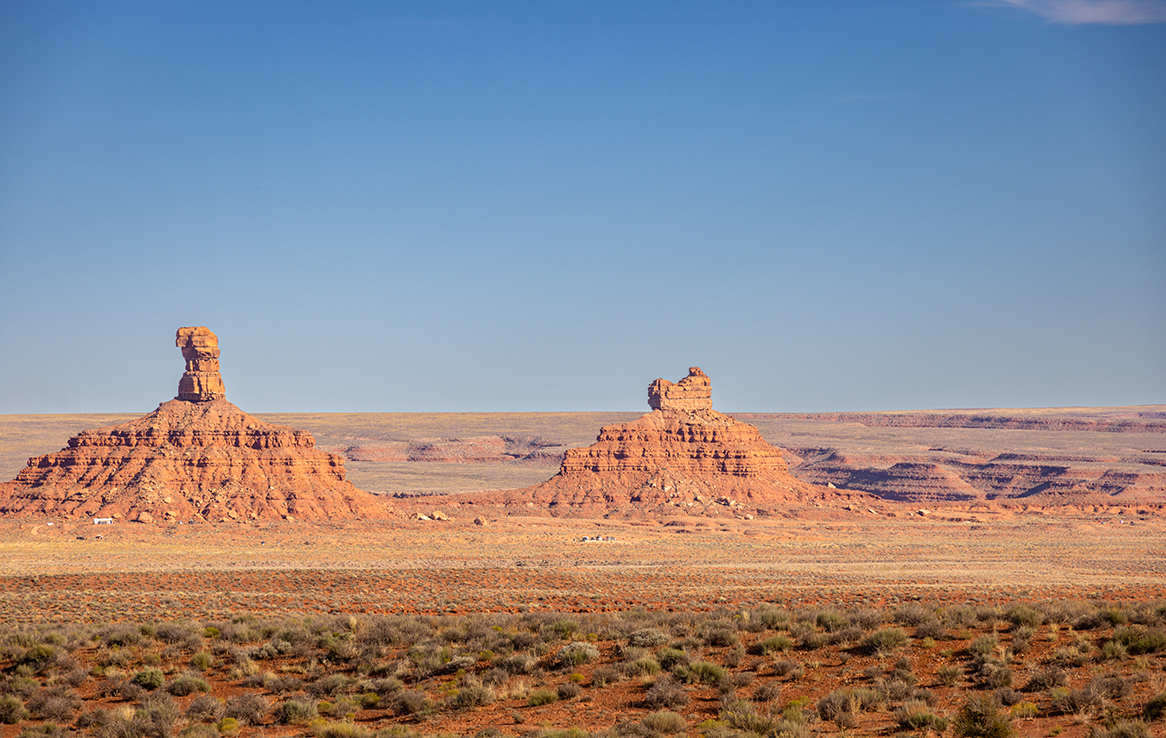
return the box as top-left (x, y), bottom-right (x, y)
top-left (176, 326), bottom-right (226, 402)
top-left (436, 368), bottom-right (872, 518)
top-left (0, 328), bottom-right (390, 523)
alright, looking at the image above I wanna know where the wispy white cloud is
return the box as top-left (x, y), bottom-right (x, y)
top-left (979, 0), bottom-right (1166, 24)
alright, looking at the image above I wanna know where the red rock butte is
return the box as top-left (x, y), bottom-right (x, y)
top-left (0, 327), bottom-right (390, 523)
top-left (438, 367), bottom-right (873, 518)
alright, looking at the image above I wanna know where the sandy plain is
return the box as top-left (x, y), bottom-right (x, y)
top-left (1, 410), bottom-right (1164, 738)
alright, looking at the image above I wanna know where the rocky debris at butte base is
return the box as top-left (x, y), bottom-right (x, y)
top-left (0, 327), bottom-right (391, 524)
top-left (424, 367), bottom-right (875, 519)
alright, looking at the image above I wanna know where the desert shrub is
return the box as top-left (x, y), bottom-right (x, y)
top-left (1145, 692), bottom-right (1166, 721)
top-left (362, 677), bottom-right (404, 696)
top-left (1050, 645), bottom-right (1090, 667)
top-left (391, 690), bottom-right (432, 717)
top-left (897, 699), bottom-right (949, 732)
top-left (17, 725), bottom-right (68, 738)
top-left (1089, 722), bottom-right (1152, 738)
top-left (772, 659), bottom-right (804, 680)
top-left (186, 695), bottom-right (224, 722)
top-left (155, 624), bottom-right (199, 648)
top-left (969, 634), bottom-right (998, 657)
top-left (641, 710), bottom-right (686, 735)
top-left (1091, 672), bottom-right (1130, 700)
top-left (378, 728), bottom-right (423, 738)
top-left (223, 694), bottom-right (266, 725)
top-left (0, 694), bottom-right (29, 724)
top-left (449, 682), bottom-right (495, 710)
top-left (189, 652), bottom-right (212, 671)
top-left (5, 676), bottom-right (39, 698)
top-left (528, 688), bottom-right (558, 706)
top-left (316, 724), bottom-right (372, 738)
top-left (1049, 687), bottom-right (1102, 715)
top-left (497, 653), bottom-right (536, 674)
top-left (307, 674), bottom-right (351, 697)
top-left (702, 626), bottom-right (739, 648)
top-left (718, 699), bottom-right (776, 735)
top-left (1011, 701), bottom-right (1038, 718)
top-left (876, 676), bottom-right (914, 701)
top-left (753, 606), bottom-right (792, 631)
top-left (656, 647), bottom-right (688, 669)
top-left (816, 610), bottom-right (850, 632)
top-left (1099, 639), bottom-right (1129, 661)
top-left (680, 661), bottom-right (725, 685)
top-left (28, 686), bottom-right (80, 722)
top-left (894, 603), bottom-right (935, 626)
top-left (1024, 666), bottom-right (1067, 692)
top-left (953, 695), bottom-right (1015, 738)
top-left (549, 680), bottom-right (578, 701)
top-left (849, 608), bottom-right (885, 631)
top-left (1006, 604), bottom-right (1042, 629)
top-left (132, 668), bottom-right (166, 691)
top-left (864, 627), bottom-right (908, 655)
top-left (756, 635), bottom-right (792, 655)
top-left (978, 663), bottom-right (1014, 690)
top-left (101, 625), bottom-right (142, 648)
top-left (915, 619), bottom-right (949, 641)
top-left (628, 656), bottom-right (660, 676)
top-left (137, 692), bottom-right (181, 738)
top-left (273, 699), bottom-right (316, 725)
top-left (591, 666), bottom-right (621, 687)
top-left (557, 641), bottom-right (599, 667)
top-left (817, 690), bottom-right (855, 723)
top-left (752, 682), bottom-right (781, 705)
top-left (628, 629), bottom-right (669, 648)
top-left (939, 663), bottom-right (963, 686)
top-left (644, 675), bottom-right (689, 709)
top-left (550, 619), bottom-right (579, 639)
top-left (165, 673), bottom-right (210, 696)
top-left (994, 687), bottom-right (1021, 706)
top-left (1115, 627), bottom-right (1166, 655)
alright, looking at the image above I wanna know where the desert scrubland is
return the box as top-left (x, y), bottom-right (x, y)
top-left (1, 408), bottom-right (1165, 738)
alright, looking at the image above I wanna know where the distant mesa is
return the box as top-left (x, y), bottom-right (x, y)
top-left (0, 327), bottom-right (391, 524)
top-left (430, 367), bottom-right (874, 518)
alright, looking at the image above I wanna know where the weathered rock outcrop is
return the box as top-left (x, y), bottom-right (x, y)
top-left (176, 326), bottom-right (226, 402)
top-left (429, 368), bottom-right (873, 518)
top-left (741, 410), bottom-right (1166, 503)
top-left (0, 327), bottom-right (390, 523)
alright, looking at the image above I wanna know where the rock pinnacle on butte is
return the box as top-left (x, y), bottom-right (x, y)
top-left (435, 367), bottom-right (874, 518)
top-left (0, 327), bottom-right (391, 523)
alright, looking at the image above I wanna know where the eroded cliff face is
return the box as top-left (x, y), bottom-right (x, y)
top-left (0, 327), bottom-right (391, 523)
top-left (741, 411), bottom-right (1166, 504)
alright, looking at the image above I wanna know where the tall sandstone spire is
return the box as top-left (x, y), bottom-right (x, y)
top-left (176, 326), bottom-right (226, 402)
top-left (0, 328), bottom-right (390, 523)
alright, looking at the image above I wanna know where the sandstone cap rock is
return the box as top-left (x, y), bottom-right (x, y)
top-left (176, 326), bottom-right (225, 402)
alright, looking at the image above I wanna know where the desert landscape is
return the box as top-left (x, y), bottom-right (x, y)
top-left (2, 387), bottom-right (1165, 736)
top-left (0, 334), bottom-right (1163, 738)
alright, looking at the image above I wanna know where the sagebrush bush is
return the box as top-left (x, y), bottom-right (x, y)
top-left (1146, 692), bottom-right (1166, 721)
top-left (641, 710), bottom-right (686, 735)
top-left (642, 675), bottom-right (688, 709)
top-left (627, 629), bottom-right (668, 648)
top-left (953, 695), bottom-right (1015, 738)
top-left (896, 699), bottom-right (948, 732)
top-left (0, 694), bottom-right (29, 724)
top-left (864, 627), bottom-right (908, 655)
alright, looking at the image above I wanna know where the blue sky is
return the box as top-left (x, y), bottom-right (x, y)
top-left (1, 1), bottom-right (1163, 413)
